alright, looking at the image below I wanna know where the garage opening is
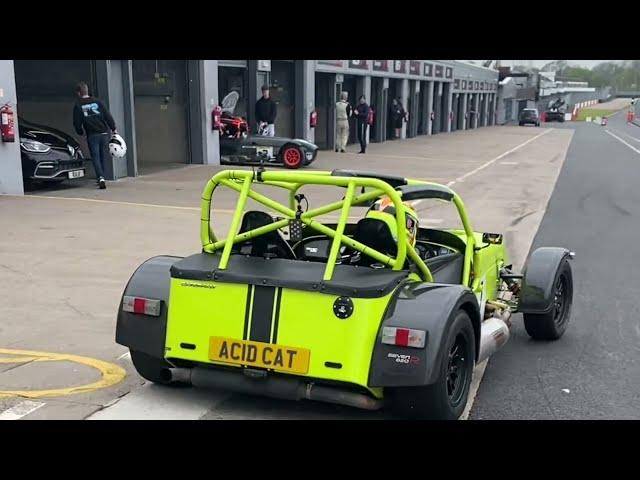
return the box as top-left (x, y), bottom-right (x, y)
top-left (451, 94), bottom-right (459, 132)
top-left (479, 94), bottom-right (487, 126)
top-left (314, 72), bottom-right (334, 150)
top-left (517, 100), bottom-right (528, 119)
top-left (270, 61), bottom-right (295, 139)
top-left (440, 84), bottom-right (448, 133)
top-left (339, 74), bottom-right (358, 145)
top-left (468, 94), bottom-right (477, 128)
top-left (15, 60), bottom-right (97, 159)
top-left (417, 81), bottom-right (427, 135)
top-left (132, 60), bottom-right (191, 175)
top-left (407, 80), bottom-right (419, 138)
top-left (218, 65), bottom-right (249, 125)
top-left (370, 77), bottom-right (385, 142)
top-left (457, 94), bottom-right (465, 130)
top-left (387, 78), bottom-right (402, 139)
top-left (432, 82), bottom-right (441, 134)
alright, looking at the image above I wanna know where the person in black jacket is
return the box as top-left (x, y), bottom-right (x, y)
top-left (353, 95), bottom-right (370, 153)
top-left (73, 81), bottom-right (117, 189)
top-left (255, 85), bottom-right (277, 136)
top-left (389, 98), bottom-right (403, 140)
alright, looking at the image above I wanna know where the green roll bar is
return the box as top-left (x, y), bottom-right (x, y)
top-left (200, 170), bottom-right (476, 285)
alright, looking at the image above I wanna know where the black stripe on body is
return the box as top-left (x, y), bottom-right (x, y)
top-left (242, 285), bottom-right (253, 341)
top-left (249, 286), bottom-right (276, 343)
top-left (271, 287), bottom-right (283, 344)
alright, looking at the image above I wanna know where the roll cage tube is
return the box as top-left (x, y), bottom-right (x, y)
top-left (405, 179), bottom-right (476, 286)
top-left (200, 170), bottom-right (474, 284)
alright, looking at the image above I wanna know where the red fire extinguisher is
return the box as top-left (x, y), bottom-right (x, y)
top-left (212, 105), bottom-right (222, 131)
top-left (1, 104), bottom-right (15, 143)
top-left (367, 108), bottom-right (375, 126)
top-left (309, 110), bottom-right (318, 128)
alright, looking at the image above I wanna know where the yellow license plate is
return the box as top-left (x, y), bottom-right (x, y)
top-left (209, 337), bottom-right (310, 374)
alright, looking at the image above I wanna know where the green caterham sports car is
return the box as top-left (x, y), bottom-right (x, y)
top-left (116, 168), bottom-right (574, 419)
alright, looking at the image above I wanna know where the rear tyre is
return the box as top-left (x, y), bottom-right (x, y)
top-left (130, 350), bottom-right (173, 385)
top-left (524, 259), bottom-right (573, 340)
top-left (281, 145), bottom-right (303, 169)
top-left (519, 122), bottom-right (524, 126)
top-left (390, 310), bottom-right (475, 420)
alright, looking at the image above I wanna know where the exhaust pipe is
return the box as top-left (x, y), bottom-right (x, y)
top-left (477, 315), bottom-right (510, 364)
top-left (163, 367), bottom-right (384, 411)
top-left (304, 384), bottom-right (383, 410)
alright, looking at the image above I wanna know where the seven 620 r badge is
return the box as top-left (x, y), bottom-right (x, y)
top-left (387, 352), bottom-right (421, 365)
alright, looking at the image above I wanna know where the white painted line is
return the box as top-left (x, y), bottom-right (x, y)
top-left (447, 128), bottom-right (552, 188)
top-left (608, 127), bottom-right (640, 144)
top-left (411, 129), bottom-right (552, 211)
top-left (460, 360), bottom-right (488, 420)
top-left (1, 194), bottom-right (204, 213)
top-left (0, 400), bottom-right (45, 420)
top-left (605, 130), bottom-right (640, 155)
top-left (87, 383), bottom-right (229, 420)
top-left (117, 352), bottom-right (131, 361)
top-left (422, 218), bottom-right (444, 224)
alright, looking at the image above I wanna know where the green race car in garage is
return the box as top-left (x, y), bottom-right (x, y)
top-left (116, 168), bottom-right (575, 419)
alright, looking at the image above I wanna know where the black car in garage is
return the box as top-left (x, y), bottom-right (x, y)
top-left (19, 117), bottom-right (86, 186)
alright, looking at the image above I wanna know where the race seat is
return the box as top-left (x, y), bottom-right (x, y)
top-left (351, 217), bottom-right (463, 284)
top-left (232, 211), bottom-right (296, 260)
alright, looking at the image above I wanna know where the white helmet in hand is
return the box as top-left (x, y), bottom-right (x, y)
top-left (109, 133), bottom-right (127, 158)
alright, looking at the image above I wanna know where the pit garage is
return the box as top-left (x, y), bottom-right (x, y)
top-left (14, 60), bottom-right (96, 160)
top-left (132, 60), bottom-right (191, 174)
top-left (369, 76), bottom-right (386, 143)
top-left (431, 81), bottom-right (443, 134)
top-left (218, 63), bottom-right (249, 122)
top-left (387, 78), bottom-right (402, 139)
top-left (270, 61), bottom-right (296, 139)
top-left (314, 72), bottom-right (335, 150)
top-left (14, 60), bottom-right (195, 180)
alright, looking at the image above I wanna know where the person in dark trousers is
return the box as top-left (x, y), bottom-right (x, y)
top-left (353, 95), bottom-right (370, 153)
top-left (389, 98), bottom-right (403, 139)
top-left (255, 85), bottom-right (277, 136)
top-left (73, 82), bottom-right (116, 190)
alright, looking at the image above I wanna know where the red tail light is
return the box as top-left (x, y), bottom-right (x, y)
top-left (123, 296), bottom-right (161, 316)
top-left (381, 327), bottom-right (426, 348)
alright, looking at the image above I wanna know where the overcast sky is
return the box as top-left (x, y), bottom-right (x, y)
top-left (495, 60), bottom-right (624, 68)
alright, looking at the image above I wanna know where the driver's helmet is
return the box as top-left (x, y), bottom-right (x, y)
top-left (366, 196), bottom-right (419, 248)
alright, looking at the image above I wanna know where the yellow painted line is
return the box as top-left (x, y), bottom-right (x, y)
top-left (1, 194), bottom-right (236, 214)
top-left (0, 348), bottom-right (126, 399)
top-left (3, 193), bottom-right (369, 222)
top-left (0, 356), bottom-right (45, 364)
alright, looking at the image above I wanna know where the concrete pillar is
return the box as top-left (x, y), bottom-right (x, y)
top-left (380, 77), bottom-right (389, 142)
top-left (95, 60), bottom-right (132, 180)
top-left (400, 78), bottom-right (409, 139)
top-left (473, 93), bottom-right (480, 129)
top-left (409, 81), bottom-right (419, 137)
top-left (494, 94), bottom-right (498, 125)
top-left (295, 60), bottom-right (315, 143)
top-left (426, 81), bottom-right (434, 135)
top-left (445, 83), bottom-right (453, 133)
top-left (483, 93), bottom-right (489, 127)
top-left (460, 93), bottom-right (467, 130)
top-left (362, 75), bottom-right (372, 144)
top-left (122, 61), bottom-right (138, 177)
top-left (0, 60), bottom-right (22, 195)
top-left (197, 60), bottom-right (220, 165)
